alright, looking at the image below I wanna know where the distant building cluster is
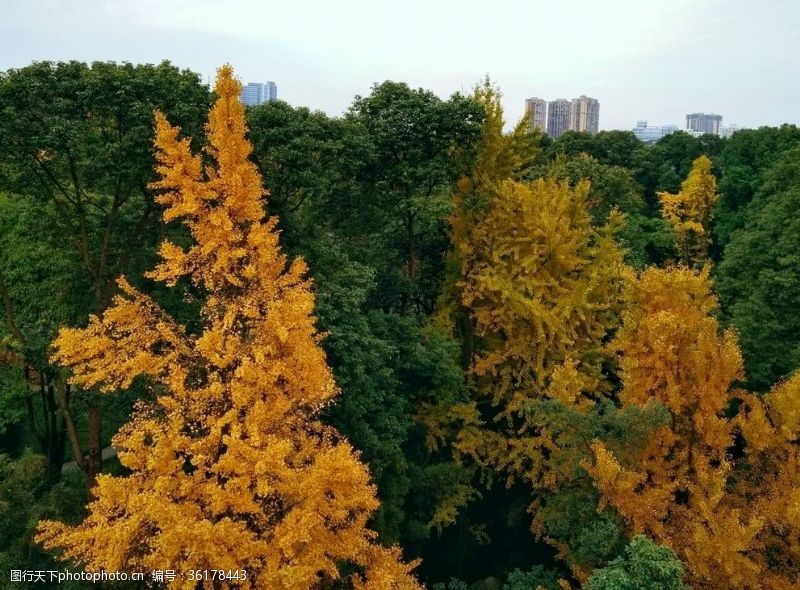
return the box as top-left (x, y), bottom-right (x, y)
top-left (240, 81), bottom-right (277, 106)
top-left (632, 113), bottom-right (743, 142)
top-left (525, 95), bottom-right (600, 138)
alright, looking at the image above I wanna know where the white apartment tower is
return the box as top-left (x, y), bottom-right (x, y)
top-left (570, 95), bottom-right (600, 134)
top-left (547, 99), bottom-right (572, 139)
top-left (524, 97), bottom-right (548, 132)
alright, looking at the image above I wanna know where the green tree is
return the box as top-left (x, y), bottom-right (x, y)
top-left (0, 195), bottom-right (88, 481)
top-left (504, 566), bottom-right (561, 590)
top-left (584, 536), bottom-right (688, 590)
top-left (0, 453), bottom-right (87, 590)
top-left (244, 93), bottom-right (478, 557)
top-left (547, 154), bottom-right (644, 222)
top-left (713, 124), bottom-right (800, 252)
top-left (716, 145), bottom-right (800, 389)
top-left (245, 100), bottom-right (371, 246)
top-left (347, 81), bottom-right (484, 313)
top-left (548, 130), bottom-right (641, 169)
top-left (303, 238), bottom-right (470, 549)
top-left (0, 60), bottom-right (209, 486)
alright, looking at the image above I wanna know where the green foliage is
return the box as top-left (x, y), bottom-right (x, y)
top-left (243, 90), bottom-right (483, 558)
top-left (0, 363), bottom-right (26, 438)
top-left (0, 192), bottom-right (147, 476)
top-left (0, 60), bottom-right (209, 196)
top-left (347, 81), bottom-right (484, 312)
top-left (306, 236), bottom-right (470, 544)
top-left (0, 60), bottom-right (210, 312)
top-left (245, 99), bottom-right (371, 245)
top-left (0, 453), bottom-right (87, 590)
top-left (547, 154), bottom-right (645, 221)
top-left (713, 124), bottom-right (800, 250)
top-left (0, 194), bottom-right (88, 366)
top-left (615, 215), bottom-right (676, 269)
top-left (584, 536), bottom-right (689, 590)
top-left (548, 130), bottom-right (642, 169)
top-left (504, 566), bottom-right (561, 590)
top-left (525, 399), bottom-right (670, 574)
top-left (432, 579), bottom-right (469, 590)
top-left (716, 145), bottom-right (800, 389)
top-left (307, 243), bottom-right (410, 539)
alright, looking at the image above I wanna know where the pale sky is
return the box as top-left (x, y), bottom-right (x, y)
top-left (2, 0), bottom-right (799, 130)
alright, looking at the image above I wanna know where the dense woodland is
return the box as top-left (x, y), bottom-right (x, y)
top-left (0, 61), bottom-right (799, 589)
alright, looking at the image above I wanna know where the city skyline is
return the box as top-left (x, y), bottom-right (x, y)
top-left (1, 0), bottom-right (798, 131)
top-left (527, 95), bottom-right (600, 138)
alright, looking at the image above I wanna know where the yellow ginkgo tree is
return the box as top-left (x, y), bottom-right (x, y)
top-left (658, 155), bottom-right (719, 266)
top-left (36, 65), bottom-right (421, 590)
top-left (586, 266), bottom-right (800, 590)
top-left (422, 173), bottom-right (627, 543)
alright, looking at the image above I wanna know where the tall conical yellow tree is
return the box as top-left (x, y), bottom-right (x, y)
top-left (435, 77), bottom-right (539, 362)
top-left (422, 175), bottom-right (627, 536)
top-left (658, 155), bottom-right (719, 266)
top-left (36, 66), bottom-right (421, 590)
top-left (423, 83), bottom-right (542, 529)
top-left (587, 266), bottom-right (800, 589)
top-left (457, 178), bottom-right (626, 475)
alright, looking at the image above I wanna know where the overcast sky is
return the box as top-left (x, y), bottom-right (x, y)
top-left (2, 0), bottom-right (799, 130)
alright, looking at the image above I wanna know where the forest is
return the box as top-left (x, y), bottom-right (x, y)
top-left (0, 61), bottom-right (799, 590)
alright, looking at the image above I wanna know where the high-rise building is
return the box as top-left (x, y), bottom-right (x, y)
top-left (265, 81), bottom-right (277, 102)
top-left (241, 81), bottom-right (278, 106)
top-left (632, 120), bottom-right (679, 143)
top-left (547, 99), bottom-right (572, 139)
top-left (570, 95), bottom-right (600, 134)
top-left (686, 112), bottom-right (722, 135)
top-left (524, 97), bottom-right (548, 132)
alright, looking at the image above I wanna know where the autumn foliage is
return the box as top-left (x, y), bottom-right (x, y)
top-left (430, 84), bottom-right (623, 469)
top-left (659, 155), bottom-right (719, 266)
top-left (586, 266), bottom-right (800, 589)
top-left (35, 66), bottom-right (420, 590)
top-left (451, 177), bottom-right (626, 477)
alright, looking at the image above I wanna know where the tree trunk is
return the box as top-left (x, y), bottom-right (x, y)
top-left (456, 306), bottom-right (475, 372)
top-left (86, 403), bottom-right (102, 492)
top-left (44, 379), bottom-right (66, 484)
top-left (406, 212), bottom-right (417, 282)
top-left (54, 378), bottom-right (87, 475)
